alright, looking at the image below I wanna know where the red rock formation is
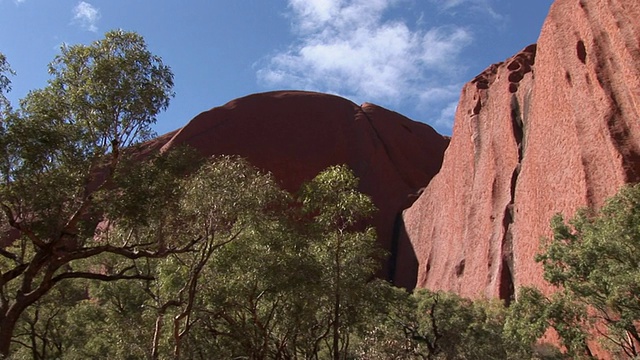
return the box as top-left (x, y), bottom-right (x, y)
top-left (403, 0), bottom-right (640, 301)
top-left (155, 91), bottom-right (449, 287)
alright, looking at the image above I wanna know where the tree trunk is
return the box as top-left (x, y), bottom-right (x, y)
top-left (151, 313), bottom-right (164, 360)
top-left (0, 310), bottom-right (22, 357)
top-left (332, 234), bottom-right (341, 360)
top-left (332, 293), bottom-right (340, 360)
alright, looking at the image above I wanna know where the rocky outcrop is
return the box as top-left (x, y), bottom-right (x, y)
top-left (154, 91), bottom-right (449, 287)
top-left (403, 0), bottom-right (640, 299)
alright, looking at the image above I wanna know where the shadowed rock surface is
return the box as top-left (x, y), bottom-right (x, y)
top-left (402, 0), bottom-right (640, 301)
top-left (148, 90), bottom-right (449, 287)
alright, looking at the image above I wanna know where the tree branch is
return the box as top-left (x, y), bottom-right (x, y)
top-left (0, 247), bottom-right (18, 263)
top-left (1, 263), bottom-right (28, 286)
top-left (52, 271), bottom-right (153, 283)
top-left (0, 203), bottom-right (46, 249)
top-left (56, 236), bottom-right (202, 265)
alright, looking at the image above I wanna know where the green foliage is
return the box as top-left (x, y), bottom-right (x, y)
top-left (1, 56), bottom-right (393, 358)
top-left (6, 164), bottom-right (388, 360)
top-left (102, 145), bottom-right (203, 227)
top-left (357, 287), bottom-right (515, 360)
top-left (504, 287), bottom-right (579, 359)
top-left (0, 53), bottom-right (11, 90)
top-left (44, 30), bottom-right (173, 147)
top-left (299, 165), bottom-right (381, 359)
top-left (0, 30), bottom-right (176, 357)
top-left (530, 184), bottom-right (640, 358)
top-left (7, 280), bottom-right (87, 360)
top-left (1, 156), bottom-right (292, 359)
top-left (145, 156), bottom-right (291, 359)
top-left (8, 30), bottom-right (620, 359)
top-left (1, 29), bottom-right (175, 240)
top-left (175, 165), bottom-right (386, 359)
top-left (300, 164), bottom-right (376, 229)
top-left (0, 53), bottom-right (13, 111)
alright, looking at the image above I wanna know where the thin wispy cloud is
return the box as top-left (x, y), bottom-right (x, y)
top-left (418, 84), bottom-right (462, 106)
top-left (434, 101), bottom-right (459, 129)
top-left (431, 0), bottom-right (504, 21)
top-left (257, 0), bottom-right (479, 131)
top-left (418, 84), bottom-right (462, 129)
top-left (437, 0), bottom-right (467, 9)
top-left (73, 1), bottom-right (100, 32)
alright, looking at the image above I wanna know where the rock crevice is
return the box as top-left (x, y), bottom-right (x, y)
top-left (498, 94), bottom-right (527, 305)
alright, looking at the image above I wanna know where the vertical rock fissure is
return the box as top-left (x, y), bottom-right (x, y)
top-left (471, 99), bottom-right (484, 170)
top-left (498, 95), bottom-right (525, 305)
top-left (358, 106), bottom-right (413, 285)
top-left (580, 0), bottom-right (640, 184)
top-left (592, 41), bottom-right (640, 183)
top-left (389, 212), bottom-right (403, 284)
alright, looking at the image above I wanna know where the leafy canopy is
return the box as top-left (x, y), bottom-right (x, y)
top-left (535, 184), bottom-right (640, 357)
top-left (503, 184), bottom-right (640, 359)
top-left (0, 30), bottom-right (175, 357)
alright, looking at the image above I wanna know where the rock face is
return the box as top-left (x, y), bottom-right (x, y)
top-left (403, 0), bottom-right (640, 299)
top-left (153, 91), bottom-right (449, 287)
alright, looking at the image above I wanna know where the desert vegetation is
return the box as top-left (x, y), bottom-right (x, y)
top-left (1, 31), bottom-right (640, 359)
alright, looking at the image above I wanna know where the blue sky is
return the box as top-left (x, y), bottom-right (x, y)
top-left (0, 0), bottom-right (553, 135)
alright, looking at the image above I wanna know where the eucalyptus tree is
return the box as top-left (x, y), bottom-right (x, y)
top-left (145, 157), bottom-right (289, 360)
top-left (356, 287), bottom-right (513, 360)
top-left (15, 156), bottom-right (287, 360)
top-left (190, 195), bottom-right (319, 359)
top-left (524, 184), bottom-right (640, 358)
top-left (298, 165), bottom-right (381, 359)
top-left (177, 165), bottom-right (386, 359)
top-left (0, 53), bottom-right (13, 110)
top-left (0, 30), bottom-right (178, 356)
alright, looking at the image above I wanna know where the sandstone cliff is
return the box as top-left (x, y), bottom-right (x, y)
top-left (403, 0), bottom-right (640, 299)
top-left (150, 91), bottom-right (449, 287)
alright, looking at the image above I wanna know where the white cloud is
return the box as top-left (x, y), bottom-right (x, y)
top-left (421, 27), bottom-right (473, 68)
top-left (73, 1), bottom-right (100, 32)
top-left (418, 85), bottom-right (461, 104)
top-left (415, 84), bottom-right (462, 131)
top-left (431, 0), bottom-right (504, 21)
top-left (437, 0), bottom-right (467, 9)
top-left (257, 0), bottom-right (472, 109)
top-left (433, 101), bottom-right (459, 130)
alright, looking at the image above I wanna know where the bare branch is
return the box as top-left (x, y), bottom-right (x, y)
top-left (56, 236), bottom-right (202, 265)
top-left (52, 271), bottom-right (153, 283)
